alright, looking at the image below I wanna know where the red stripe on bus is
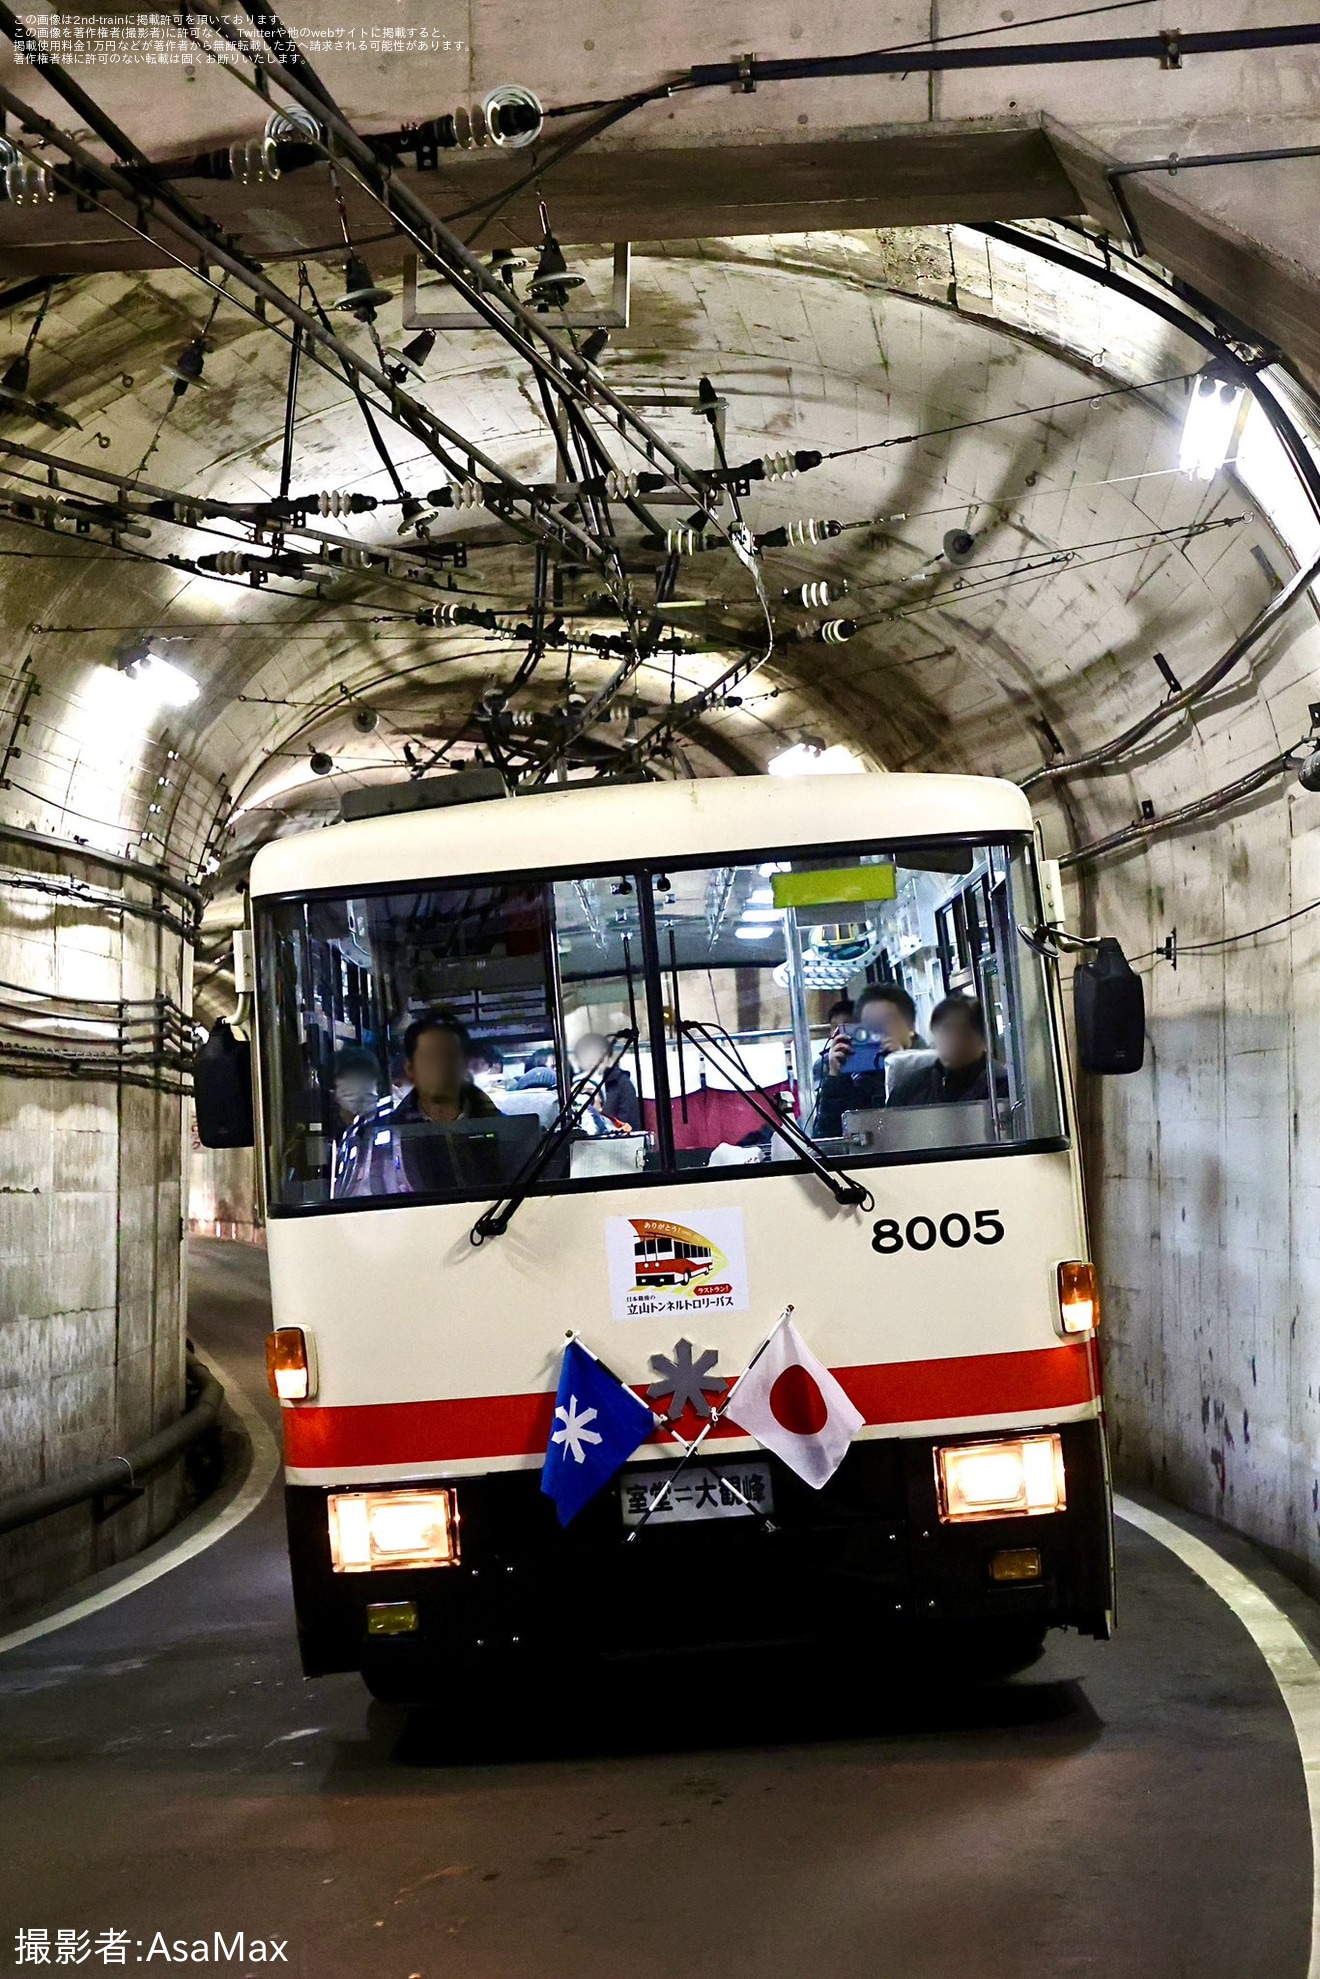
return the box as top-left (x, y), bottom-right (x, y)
top-left (280, 1342), bottom-right (1098, 1472)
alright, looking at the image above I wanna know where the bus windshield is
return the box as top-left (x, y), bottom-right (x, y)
top-left (255, 833), bottom-right (1065, 1211)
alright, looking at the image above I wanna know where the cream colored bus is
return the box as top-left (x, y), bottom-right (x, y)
top-left (236, 770), bottom-right (1111, 1701)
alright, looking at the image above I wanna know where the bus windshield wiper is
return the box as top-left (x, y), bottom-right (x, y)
top-left (679, 1019), bottom-right (874, 1212)
top-left (470, 1028), bottom-right (638, 1245)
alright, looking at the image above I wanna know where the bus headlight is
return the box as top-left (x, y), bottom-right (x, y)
top-left (327, 1490), bottom-right (460, 1572)
top-left (935, 1434), bottom-right (1066, 1523)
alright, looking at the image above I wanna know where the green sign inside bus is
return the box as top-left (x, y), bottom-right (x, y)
top-left (772, 865), bottom-right (897, 911)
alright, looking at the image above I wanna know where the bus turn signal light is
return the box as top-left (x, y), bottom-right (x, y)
top-left (1058, 1261), bottom-right (1099, 1335)
top-left (936, 1434), bottom-right (1066, 1524)
top-left (265, 1327), bottom-right (313, 1401)
top-left (327, 1490), bottom-right (459, 1573)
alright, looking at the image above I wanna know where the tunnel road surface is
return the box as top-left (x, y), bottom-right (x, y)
top-left (0, 1240), bottom-right (1312, 1979)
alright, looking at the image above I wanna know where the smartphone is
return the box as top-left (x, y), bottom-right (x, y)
top-left (841, 1024), bottom-right (889, 1076)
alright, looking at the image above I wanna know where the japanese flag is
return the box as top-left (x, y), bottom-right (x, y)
top-left (725, 1315), bottom-right (864, 1488)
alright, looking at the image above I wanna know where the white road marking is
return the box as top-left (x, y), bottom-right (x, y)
top-left (1116, 1493), bottom-right (1320, 1979)
top-left (0, 1348), bottom-right (280, 1657)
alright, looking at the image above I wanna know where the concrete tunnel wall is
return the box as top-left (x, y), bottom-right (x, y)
top-left (0, 836), bottom-right (188, 1616)
top-left (1084, 728), bottom-right (1320, 1592)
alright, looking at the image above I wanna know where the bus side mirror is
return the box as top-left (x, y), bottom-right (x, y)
top-left (1073, 938), bottom-right (1145, 1074)
top-left (194, 1019), bottom-right (255, 1147)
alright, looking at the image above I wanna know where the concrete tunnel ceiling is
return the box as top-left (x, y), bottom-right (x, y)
top-left (2, 219), bottom-right (1318, 931)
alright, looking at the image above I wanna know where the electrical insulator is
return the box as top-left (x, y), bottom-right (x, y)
top-left (2, 159), bottom-right (55, 205)
top-left (508, 709), bottom-right (536, 729)
top-left (432, 479), bottom-right (486, 510)
top-left (316, 490), bottom-right (377, 517)
top-left (268, 106), bottom-right (322, 145)
top-left (227, 137), bottom-right (279, 187)
top-left (201, 550), bottom-right (250, 575)
top-left (666, 525), bottom-right (711, 556)
top-left (758, 517), bottom-right (844, 549)
top-left (146, 499), bottom-right (203, 527)
top-left (603, 469), bottom-right (643, 500)
top-left (785, 579), bottom-right (846, 609)
top-left (819, 618), bottom-right (859, 645)
top-left (416, 600), bottom-right (505, 632)
top-left (332, 546), bottom-right (378, 570)
top-left (708, 448), bottom-right (824, 489)
top-left (431, 86), bottom-right (543, 151)
top-left (226, 106), bottom-right (322, 184)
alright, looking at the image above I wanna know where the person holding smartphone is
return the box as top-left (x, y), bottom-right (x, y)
top-left (815, 983), bottom-right (925, 1136)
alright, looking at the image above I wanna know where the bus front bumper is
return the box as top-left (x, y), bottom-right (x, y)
top-left (283, 1417), bottom-right (1114, 1684)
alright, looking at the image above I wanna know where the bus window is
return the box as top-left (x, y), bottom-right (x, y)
top-left (553, 874), bottom-right (653, 1178)
top-left (254, 833), bottom-right (1066, 1214)
top-left (258, 881), bottom-right (559, 1207)
top-left (650, 843), bottom-right (1063, 1165)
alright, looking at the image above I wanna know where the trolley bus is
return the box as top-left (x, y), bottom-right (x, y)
top-left (239, 771), bottom-right (1113, 1700)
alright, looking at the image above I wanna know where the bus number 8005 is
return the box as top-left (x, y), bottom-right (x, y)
top-left (871, 1210), bottom-right (1005, 1255)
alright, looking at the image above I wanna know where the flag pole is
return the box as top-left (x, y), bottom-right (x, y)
top-left (624, 1305), bottom-right (793, 1542)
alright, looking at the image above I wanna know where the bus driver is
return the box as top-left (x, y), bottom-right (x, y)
top-left (339, 1011), bottom-right (500, 1197)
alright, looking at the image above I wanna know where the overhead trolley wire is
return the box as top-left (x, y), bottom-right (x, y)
top-left (825, 372), bottom-right (1195, 461)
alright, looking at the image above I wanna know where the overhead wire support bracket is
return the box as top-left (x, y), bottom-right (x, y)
top-left (402, 243), bottom-right (632, 333)
top-left (173, 1), bottom-right (717, 514)
top-left (0, 18), bottom-right (626, 570)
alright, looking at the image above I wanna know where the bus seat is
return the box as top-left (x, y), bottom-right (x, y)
top-left (884, 1048), bottom-right (938, 1099)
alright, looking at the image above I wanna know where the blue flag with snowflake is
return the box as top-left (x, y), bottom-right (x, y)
top-left (541, 1339), bottom-right (656, 1526)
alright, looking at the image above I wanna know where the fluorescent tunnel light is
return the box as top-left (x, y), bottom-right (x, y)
top-left (123, 651), bottom-right (200, 708)
top-left (767, 742), bottom-right (864, 778)
top-left (1179, 373), bottom-right (1245, 482)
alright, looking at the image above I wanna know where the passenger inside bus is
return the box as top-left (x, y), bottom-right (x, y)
top-left (815, 983), bottom-right (927, 1136)
top-left (331, 1045), bottom-right (381, 1134)
top-left (507, 1047), bottom-right (558, 1091)
top-left (467, 1040), bottom-right (504, 1082)
top-left (573, 1031), bottom-right (642, 1129)
top-left (888, 995), bottom-right (1006, 1107)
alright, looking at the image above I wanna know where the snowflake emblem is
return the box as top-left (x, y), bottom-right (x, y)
top-left (552, 1394), bottom-right (603, 1465)
top-left (647, 1338), bottom-right (727, 1422)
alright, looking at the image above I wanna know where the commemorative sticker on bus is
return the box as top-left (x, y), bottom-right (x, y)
top-left (605, 1210), bottom-right (751, 1321)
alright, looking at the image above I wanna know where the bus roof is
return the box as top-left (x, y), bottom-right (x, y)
top-left (248, 771), bottom-right (1034, 899)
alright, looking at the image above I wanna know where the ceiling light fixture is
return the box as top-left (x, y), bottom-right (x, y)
top-left (1179, 369), bottom-right (1246, 481)
top-left (119, 644), bottom-right (200, 708)
top-left (767, 741), bottom-right (863, 778)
